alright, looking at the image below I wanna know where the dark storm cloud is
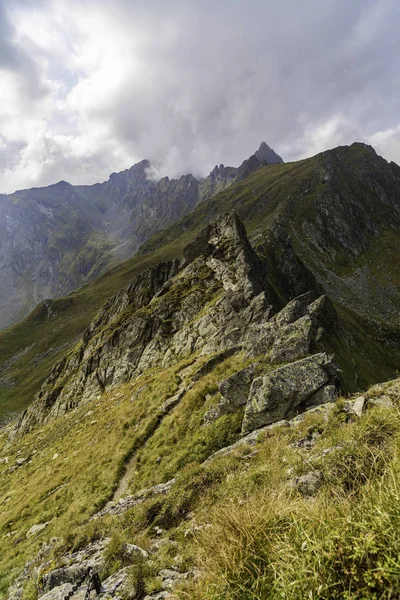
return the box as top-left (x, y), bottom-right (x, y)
top-left (1, 0), bottom-right (400, 192)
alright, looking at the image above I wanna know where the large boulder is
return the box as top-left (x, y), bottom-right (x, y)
top-left (242, 353), bottom-right (339, 433)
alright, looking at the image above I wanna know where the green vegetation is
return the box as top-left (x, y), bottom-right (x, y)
top-left (0, 350), bottom-right (253, 596)
top-left (3, 362), bottom-right (400, 599)
top-left (3, 140), bottom-right (400, 600)
top-left (181, 403), bottom-right (400, 599)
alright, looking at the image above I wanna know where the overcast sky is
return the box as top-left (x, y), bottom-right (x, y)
top-left (1, 0), bottom-right (400, 193)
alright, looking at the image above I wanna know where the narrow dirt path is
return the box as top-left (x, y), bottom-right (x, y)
top-left (109, 387), bottom-right (187, 503)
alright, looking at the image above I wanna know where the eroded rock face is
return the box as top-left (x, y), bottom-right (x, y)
top-left (242, 353), bottom-right (340, 433)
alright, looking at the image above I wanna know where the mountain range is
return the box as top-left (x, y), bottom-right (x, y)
top-left (0, 142), bottom-right (282, 329)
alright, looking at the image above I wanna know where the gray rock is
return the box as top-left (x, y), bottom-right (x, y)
top-left (243, 321), bottom-right (276, 357)
top-left (41, 539), bottom-right (109, 594)
top-left (143, 592), bottom-right (173, 600)
top-left (274, 292), bottom-right (312, 328)
top-left (124, 543), bottom-right (149, 560)
top-left (254, 142), bottom-right (284, 165)
top-left (292, 470), bottom-right (323, 496)
top-left (102, 567), bottom-right (130, 598)
top-left (289, 402), bottom-right (334, 424)
top-left (367, 395), bottom-right (394, 409)
top-left (203, 364), bottom-right (257, 423)
top-left (270, 315), bottom-right (314, 363)
top-left (242, 353), bottom-right (339, 433)
top-left (93, 479), bottom-right (176, 519)
top-left (202, 420), bottom-right (290, 464)
top-left (39, 583), bottom-right (78, 600)
top-left (203, 406), bottom-right (223, 424)
top-left (351, 395), bottom-right (366, 417)
top-left (305, 384), bottom-right (338, 408)
top-left (26, 522), bottom-right (49, 538)
top-left (159, 568), bottom-right (187, 590)
top-left (218, 364), bottom-right (257, 407)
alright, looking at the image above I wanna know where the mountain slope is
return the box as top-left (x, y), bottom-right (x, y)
top-left (0, 143), bottom-right (281, 329)
top-left (1, 142), bottom-right (400, 427)
top-left (2, 212), bottom-right (400, 600)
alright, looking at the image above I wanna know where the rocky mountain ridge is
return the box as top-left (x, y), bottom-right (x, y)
top-left (0, 143), bottom-right (282, 329)
top-left (15, 213), bottom-right (339, 437)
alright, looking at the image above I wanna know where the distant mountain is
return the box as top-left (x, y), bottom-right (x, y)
top-left (0, 143), bottom-right (282, 329)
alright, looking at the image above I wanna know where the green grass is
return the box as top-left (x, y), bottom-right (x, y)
top-left (2, 348), bottom-right (400, 599)
top-left (176, 402), bottom-right (400, 599)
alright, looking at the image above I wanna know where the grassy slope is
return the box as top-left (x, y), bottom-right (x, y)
top-left (1, 358), bottom-right (400, 599)
top-left (1, 143), bottom-right (400, 596)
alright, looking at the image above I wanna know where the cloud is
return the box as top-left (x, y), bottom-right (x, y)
top-left (1, 0), bottom-right (400, 193)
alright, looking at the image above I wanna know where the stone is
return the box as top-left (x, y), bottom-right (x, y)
top-left (93, 479), bottom-right (176, 519)
top-left (124, 543), bottom-right (149, 559)
top-left (203, 406), bottom-right (223, 424)
top-left (26, 522), bottom-right (49, 537)
top-left (274, 292), bottom-right (312, 328)
top-left (242, 353), bottom-right (339, 433)
top-left (218, 364), bottom-right (257, 407)
top-left (159, 568), bottom-right (187, 590)
top-left (102, 567), bottom-right (130, 597)
top-left (38, 583), bottom-right (76, 600)
top-left (367, 395), bottom-right (394, 409)
top-left (203, 364), bottom-right (257, 424)
top-left (202, 420), bottom-right (290, 464)
top-left (289, 402), bottom-right (334, 424)
top-left (143, 592), bottom-right (173, 600)
top-left (41, 538), bottom-right (109, 594)
top-left (305, 384), bottom-right (338, 408)
top-left (291, 471), bottom-right (323, 496)
top-left (349, 395), bottom-right (366, 417)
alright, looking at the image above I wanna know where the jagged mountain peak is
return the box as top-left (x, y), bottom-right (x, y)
top-left (108, 158), bottom-right (151, 182)
top-left (254, 141), bottom-right (284, 164)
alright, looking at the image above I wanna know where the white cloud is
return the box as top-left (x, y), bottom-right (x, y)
top-left (1, 0), bottom-right (400, 193)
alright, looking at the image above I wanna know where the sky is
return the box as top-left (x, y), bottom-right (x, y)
top-left (1, 0), bottom-right (400, 194)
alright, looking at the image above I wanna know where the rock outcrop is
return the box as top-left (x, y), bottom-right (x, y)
top-left (15, 212), bottom-right (339, 437)
top-left (242, 353), bottom-right (339, 433)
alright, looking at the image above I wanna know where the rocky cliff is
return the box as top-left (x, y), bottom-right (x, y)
top-left (2, 142), bottom-right (400, 428)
